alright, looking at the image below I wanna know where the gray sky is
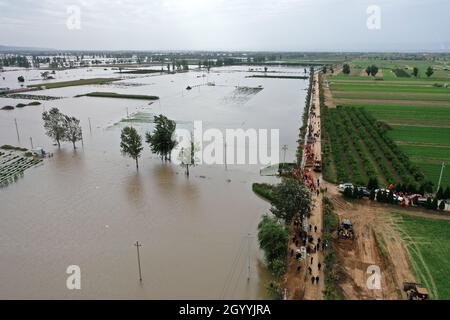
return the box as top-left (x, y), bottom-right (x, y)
top-left (0, 0), bottom-right (449, 51)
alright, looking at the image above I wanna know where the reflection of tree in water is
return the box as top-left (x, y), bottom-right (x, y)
top-left (153, 163), bottom-right (200, 205)
top-left (126, 172), bottom-right (144, 206)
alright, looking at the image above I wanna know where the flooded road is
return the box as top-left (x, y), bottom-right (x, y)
top-left (0, 66), bottom-right (307, 299)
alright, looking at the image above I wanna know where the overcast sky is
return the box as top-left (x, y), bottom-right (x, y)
top-left (0, 0), bottom-right (449, 51)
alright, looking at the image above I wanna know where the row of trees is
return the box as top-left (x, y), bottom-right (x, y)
top-left (365, 65), bottom-right (379, 77)
top-left (0, 56), bottom-right (31, 68)
top-left (342, 63), bottom-right (434, 78)
top-left (257, 178), bottom-right (312, 299)
top-left (42, 108), bottom-right (82, 149)
top-left (120, 115), bottom-right (198, 174)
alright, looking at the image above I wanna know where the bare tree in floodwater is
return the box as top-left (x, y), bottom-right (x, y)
top-left (178, 134), bottom-right (199, 177)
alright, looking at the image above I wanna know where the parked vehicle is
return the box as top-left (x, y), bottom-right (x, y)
top-left (403, 282), bottom-right (429, 300)
top-left (357, 186), bottom-right (371, 197)
top-left (338, 183), bottom-right (354, 193)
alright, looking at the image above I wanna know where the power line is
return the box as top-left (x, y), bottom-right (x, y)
top-left (220, 237), bottom-right (246, 299)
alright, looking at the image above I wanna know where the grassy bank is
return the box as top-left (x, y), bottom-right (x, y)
top-left (296, 67), bottom-right (314, 164)
top-left (322, 197), bottom-right (342, 300)
top-left (28, 78), bottom-right (119, 89)
top-left (252, 183), bottom-right (275, 202)
top-left (119, 69), bottom-right (164, 74)
top-left (248, 75), bottom-right (308, 80)
top-left (80, 92), bottom-right (159, 100)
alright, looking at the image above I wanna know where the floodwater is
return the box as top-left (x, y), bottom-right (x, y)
top-left (0, 65), bottom-right (307, 299)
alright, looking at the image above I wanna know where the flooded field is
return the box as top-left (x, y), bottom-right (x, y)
top-left (0, 66), bottom-right (307, 299)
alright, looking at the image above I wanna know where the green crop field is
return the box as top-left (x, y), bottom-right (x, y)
top-left (326, 59), bottom-right (450, 191)
top-left (389, 212), bottom-right (450, 299)
top-left (388, 126), bottom-right (450, 187)
top-left (330, 83), bottom-right (450, 94)
top-left (340, 104), bottom-right (450, 126)
top-left (388, 126), bottom-right (450, 146)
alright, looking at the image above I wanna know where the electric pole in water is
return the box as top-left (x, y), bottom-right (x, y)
top-left (88, 118), bottom-right (92, 134)
top-left (224, 138), bottom-right (228, 171)
top-left (30, 137), bottom-right (33, 149)
top-left (437, 162), bottom-right (445, 193)
top-left (246, 233), bottom-right (254, 282)
top-left (14, 118), bottom-right (20, 142)
top-left (282, 145), bottom-right (288, 167)
top-left (134, 241), bottom-right (143, 282)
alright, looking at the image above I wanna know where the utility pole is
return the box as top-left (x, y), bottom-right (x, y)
top-left (282, 144), bottom-right (288, 168)
top-left (126, 107), bottom-right (129, 118)
top-left (437, 162), bottom-right (445, 194)
top-left (224, 139), bottom-right (228, 171)
top-left (14, 118), bottom-right (20, 142)
top-left (134, 241), bottom-right (143, 282)
top-left (88, 118), bottom-right (92, 134)
top-left (30, 137), bottom-right (33, 149)
top-left (246, 233), bottom-right (253, 282)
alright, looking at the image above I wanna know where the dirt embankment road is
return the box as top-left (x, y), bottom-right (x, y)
top-left (285, 73), bottom-right (324, 300)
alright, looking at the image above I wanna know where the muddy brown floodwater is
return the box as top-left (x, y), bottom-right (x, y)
top-left (0, 66), bottom-right (307, 299)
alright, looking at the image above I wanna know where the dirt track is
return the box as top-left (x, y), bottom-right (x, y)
top-left (325, 185), bottom-right (450, 300)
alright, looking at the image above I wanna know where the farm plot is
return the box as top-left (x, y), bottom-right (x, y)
top-left (388, 126), bottom-right (450, 188)
top-left (0, 150), bottom-right (42, 187)
top-left (340, 104), bottom-right (450, 127)
top-left (388, 212), bottom-right (450, 300)
top-left (326, 64), bottom-right (450, 192)
top-left (320, 106), bottom-right (423, 186)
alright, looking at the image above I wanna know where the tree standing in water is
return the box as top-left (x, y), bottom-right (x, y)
top-left (64, 115), bottom-right (82, 149)
top-left (145, 114), bottom-right (177, 161)
top-left (42, 107), bottom-right (66, 148)
top-left (120, 126), bottom-right (143, 170)
top-left (178, 133), bottom-right (199, 177)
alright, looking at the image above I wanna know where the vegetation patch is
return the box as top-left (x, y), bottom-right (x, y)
top-left (322, 197), bottom-right (343, 300)
top-left (247, 74), bottom-right (308, 80)
top-left (119, 69), bottom-right (163, 74)
top-left (391, 212), bottom-right (450, 299)
top-left (252, 183), bottom-right (276, 202)
top-left (81, 92), bottom-right (159, 100)
top-left (28, 78), bottom-right (119, 89)
top-left (4, 94), bottom-right (62, 100)
top-left (392, 68), bottom-right (411, 78)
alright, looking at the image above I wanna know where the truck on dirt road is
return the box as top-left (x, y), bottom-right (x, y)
top-left (338, 219), bottom-right (355, 240)
top-left (403, 282), bottom-right (429, 300)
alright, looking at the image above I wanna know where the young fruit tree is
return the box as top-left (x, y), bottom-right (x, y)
top-left (120, 126), bottom-right (143, 170)
top-left (42, 107), bottom-right (66, 148)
